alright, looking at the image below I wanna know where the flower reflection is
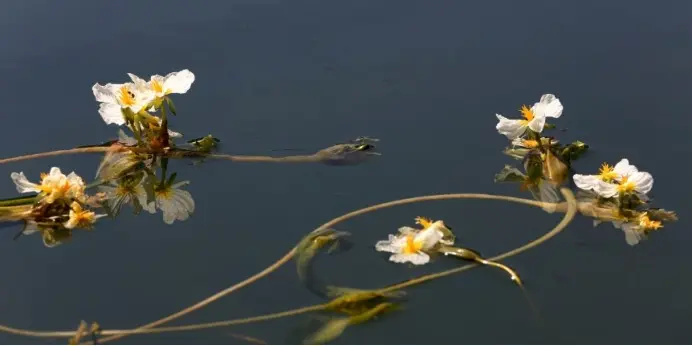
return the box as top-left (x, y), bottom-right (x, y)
top-left (153, 180), bottom-right (195, 225)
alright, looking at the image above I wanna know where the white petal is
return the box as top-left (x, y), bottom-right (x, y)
top-left (136, 186), bottom-right (156, 214)
top-left (613, 158), bottom-right (638, 176)
top-left (48, 167), bottom-right (63, 177)
top-left (375, 235), bottom-right (403, 253)
top-left (390, 252), bottom-right (430, 265)
top-left (595, 181), bottom-right (619, 198)
top-left (158, 197), bottom-right (178, 224)
top-left (621, 223), bottom-right (644, 246)
top-left (527, 115), bottom-right (547, 133)
top-left (127, 73), bottom-right (148, 86)
top-left (10, 172), bottom-right (40, 193)
top-left (495, 114), bottom-right (527, 139)
top-left (415, 226), bottom-right (443, 250)
top-left (92, 83), bottom-right (118, 104)
top-left (397, 226), bottom-right (417, 235)
top-left (533, 94), bottom-right (563, 119)
top-left (99, 103), bottom-right (127, 125)
top-left (629, 171), bottom-right (654, 194)
top-left (163, 69), bottom-right (195, 94)
top-left (168, 129), bottom-right (183, 138)
top-left (573, 174), bottom-right (599, 191)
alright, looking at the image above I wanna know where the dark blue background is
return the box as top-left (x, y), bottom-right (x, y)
top-left (0, 0), bottom-right (690, 343)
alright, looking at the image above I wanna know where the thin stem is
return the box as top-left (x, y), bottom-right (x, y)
top-left (0, 190), bottom-right (576, 342)
top-left (90, 191), bottom-right (571, 344)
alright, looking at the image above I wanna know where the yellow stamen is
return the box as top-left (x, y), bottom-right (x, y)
top-left (638, 213), bottom-right (663, 230)
top-left (402, 235), bottom-right (422, 254)
top-left (415, 216), bottom-right (432, 229)
top-left (520, 105), bottom-right (534, 125)
top-left (118, 86), bottom-right (136, 107)
top-left (151, 80), bottom-right (164, 94)
top-left (522, 139), bottom-right (539, 148)
top-left (616, 176), bottom-right (636, 193)
top-left (598, 162), bottom-right (618, 182)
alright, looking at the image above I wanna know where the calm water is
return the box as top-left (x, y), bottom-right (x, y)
top-left (0, 0), bottom-right (691, 344)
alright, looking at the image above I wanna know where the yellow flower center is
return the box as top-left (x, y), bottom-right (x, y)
top-left (616, 176), bottom-right (636, 193)
top-left (68, 202), bottom-right (96, 229)
top-left (415, 216), bottom-right (432, 229)
top-left (115, 184), bottom-right (136, 198)
top-left (402, 235), bottom-right (423, 254)
top-left (118, 86), bottom-right (136, 107)
top-left (638, 213), bottom-right (663, 230)
top-left (522, 139), bottom-right (539, 148)
top-left (151, 80), bottom-right (164, 94)
top-left (598, 163), bottom-right (618, 182)
top-left (519, 105), bottom-right (534, 125)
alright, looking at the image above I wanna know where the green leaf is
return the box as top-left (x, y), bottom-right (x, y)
top-left (494, 165), bottom-right (526, 183)
top-left (560, 140), bottom-right (589, 162)
top-left (166, 97), bottom-right (177, 116)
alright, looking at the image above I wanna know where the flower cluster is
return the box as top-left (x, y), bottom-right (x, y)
top-left (494, 93), bottom-right (586, 204)
top-left (574, 159), bottom-right (672, 246)
top-left (92, 69), bottom-right (194, 151)
top-left (10, 167), bottom-right (105, 247)
top-left (493, 93), bottom-right (675, 246)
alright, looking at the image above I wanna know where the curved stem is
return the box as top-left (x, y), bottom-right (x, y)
top-left (0, 190), bottom-right (575, 342)
top-left (87, 191), bottom-right (569, 343)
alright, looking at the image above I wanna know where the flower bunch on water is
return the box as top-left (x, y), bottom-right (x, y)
top-left (10, 167), bottom-right (105, 247)
top-left (573, 158), bottom-right (675, 245)
top-left (493, 93), bottom-right (676, 246)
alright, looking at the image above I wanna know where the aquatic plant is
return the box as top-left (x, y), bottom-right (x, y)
top-left (0, 72), bottom-right (677, 344)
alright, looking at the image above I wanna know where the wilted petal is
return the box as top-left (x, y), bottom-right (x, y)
top-left (10, 172), bottom-right (40, 193)
top-left (621, 222), bottom-right (644, 246)
top-left (495, 114), bottom-right (527, 139)
top-left (390, 252), bottom-right (430, 265)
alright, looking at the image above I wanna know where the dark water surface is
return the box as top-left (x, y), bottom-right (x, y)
top-left (0, 0), bottom-right (691, 344)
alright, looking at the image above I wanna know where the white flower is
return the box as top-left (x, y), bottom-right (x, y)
top-left (98, 175), bottom-right (155, 215)
top-left (154, 181), bottom-right (195, 224)
top-left (573, 159), bottom-right (652, 199)
top-left (375, 220), bottom-right (447, 265)
top-left (92, 82), bottom-right (156, 125)
top-left (495, 94), bottom-right (563, 139)
top-left (128, 69), bottom-right (195, 99)
top-left (64, 202), bottom-right (104, 230)
top-left (611, 213), bottom-right (662, 246)
top-left (10, 167), bottom-right (85, 204)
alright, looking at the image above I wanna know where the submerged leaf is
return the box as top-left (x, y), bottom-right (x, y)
top-left (494, 165), bottom-right (526, 183)
top-left (303, 318), bottom-right (351, 345)
top-left (646, 208), bottom-right (678, 222)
